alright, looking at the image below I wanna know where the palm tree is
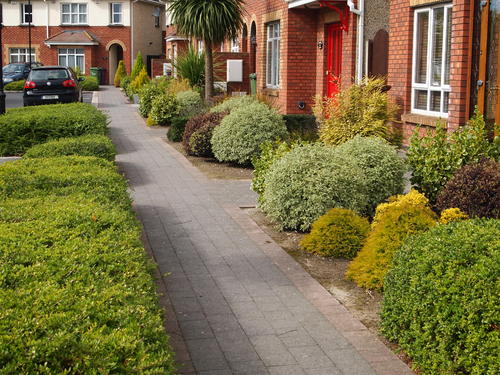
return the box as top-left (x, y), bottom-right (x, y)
top-left (168, 0), bottom-right (245, 101)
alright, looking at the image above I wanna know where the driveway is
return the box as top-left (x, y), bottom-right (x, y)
top-left (4, 90), bottom-right (94, 109)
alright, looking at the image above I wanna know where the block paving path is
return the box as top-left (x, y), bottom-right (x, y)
top-left (101, 87), bottom-right (414, 375)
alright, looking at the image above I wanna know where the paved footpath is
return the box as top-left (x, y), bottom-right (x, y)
top-left (101, 86), bottom-right (414, 375)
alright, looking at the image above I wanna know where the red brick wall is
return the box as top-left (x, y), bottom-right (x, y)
top-left (388, 0), bottom-right (473, 139)
top-left (2, 25), bottom-right (132, 84)
top-left (214, 52), bottom-right (250, 94)
top-left (151, 58), bottom-right (170, 77)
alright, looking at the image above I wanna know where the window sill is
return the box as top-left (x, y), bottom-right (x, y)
top-left (263, 87), bottom-right (279, 97)
top-left (19, 24), bottom-right (37, 27)
top-left (401, 112), bottom-right (448, 127)
top-left (60, 24), bottom-right (89, 27)
top-left (108, 24), bottom-right (125, 27)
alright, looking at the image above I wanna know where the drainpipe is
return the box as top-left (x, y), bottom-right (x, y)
top-left (347, 0), bottom-right (364, 82)
top-left (44, 0), bottom-right (49, 39)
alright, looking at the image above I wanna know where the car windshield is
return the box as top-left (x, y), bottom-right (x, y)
top-left (30, 69), bottom-right (69, 80)
top-left (3, 64), bottom-right (24, 74)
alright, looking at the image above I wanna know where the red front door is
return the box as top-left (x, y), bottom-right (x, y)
top-left (326, 23), bottom-right (343, 97)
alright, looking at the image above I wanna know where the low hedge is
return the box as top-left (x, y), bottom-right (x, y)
top-left (0, 103), bottom-right (107, 156)
top-left (0, 156), bottom-right (129, 206)
top-left (283, 114), bottom-right (318, 141)
top-left (381, 219), bottom-right (500, 375)
top-left (0, 157), bottom-right (175, 373)
top-left (4, 80), bottom-right (25, 91)
top-left (80, 76), bottom-right (99, 91)
top-left (24, 134), bottom-right (116, 161)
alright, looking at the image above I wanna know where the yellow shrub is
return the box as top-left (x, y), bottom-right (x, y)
top-left (346, 201), bottom-right (437, 290)
top-left (373, 189), bottom-right (429, 226)
top-left (146, 116), bottom-right (156, 127)
top-left (130, 67), bottom-right (150, 92)
top-left (167, 78), bottom-right (192, 96)
top-left (439, 207), bottom-right (469, 224)
top-left (300, 208), bottom-right (370, 259)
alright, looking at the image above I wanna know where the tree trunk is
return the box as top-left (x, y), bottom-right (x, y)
top-left (204, 40), bottom-right (214, 102)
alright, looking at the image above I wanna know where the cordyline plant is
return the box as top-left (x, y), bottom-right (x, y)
top-left (169, 0), bottom-right (245, 101)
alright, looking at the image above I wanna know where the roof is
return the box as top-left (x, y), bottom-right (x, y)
top-left (44, 30), bottom-right (99, 46)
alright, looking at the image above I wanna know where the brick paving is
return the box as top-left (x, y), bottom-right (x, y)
top-left (101, 86), bottom-right (414, 375)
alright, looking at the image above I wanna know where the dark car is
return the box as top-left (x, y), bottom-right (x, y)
top-left (23, 66), bottom-right (83, 106)
top-left (2, 62), bottom-right (42, 84)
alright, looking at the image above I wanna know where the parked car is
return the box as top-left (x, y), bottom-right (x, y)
top-left (2, 62), bottom-right (42, 84)
top-left (23, 66), bottom-right (83, 106)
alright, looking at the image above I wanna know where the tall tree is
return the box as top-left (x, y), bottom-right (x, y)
top-left (169, 0), bottom-right (245, 101)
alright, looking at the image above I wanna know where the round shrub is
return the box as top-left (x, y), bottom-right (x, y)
top-left (210, 95), bottom-right (257, 114)
top-left (150, 94), bottom-right (179, 126)
top-left (176, 90), bottom-right (204, 118)
top-left (436, 159), bottom-right (500, 219)
top-left (346, 197), bottom-right (437, 291)
top-left (381, 219), bottom-right (500, 375)
top-left (24, 135), bottom-right (116, 161)
top-left (189, 124), bottom-right (216, 157)
top-left (261, 143), bottom-right (368, 231)
top-left (300, 208), bottom-right (370, 259)
top-left (334, 136), bottom-right (406, 215)
top-left (166, 117), bottom-right (189, 142)
top-left (138, 83), bottom-right (165, 118)
top-left (211, 102), bottom-right (287, 165)
top-left (182, 112), bottom-right (226, 155)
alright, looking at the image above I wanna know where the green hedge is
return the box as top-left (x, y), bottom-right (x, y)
top-left (0, 157), bottom-right (175, 373)
top-left (381, 219), bottom-right (500, 375)
top-left (80, 75), bottom-right (99, 91)
top-left (0, 103), bottom-right (107, 156)
top-left (4, 80), bottom-right (25, 91)
top-left (24, 134), bottom-right (116, 161)
top-left (283, 114), bottom-right (318, 141)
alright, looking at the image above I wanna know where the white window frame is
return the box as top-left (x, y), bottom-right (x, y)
top-left (197, 40), bottom-right (204, 55)
top-left (411, 4), bottom-right (452, 118)
top-left (231, 37), bottom-right (240, 53)
top-left (110, 3), bottom-right (123, 25)
top-left (21, 3), bottom-right (32, 24)
top-left (266, 22), bottom-right (280, 88)
top-left (9, 48), bottom-right (36, 63)
top-left (58, 48), bottom-right (85, 73)
top-left (61, 3), bottom-right (88, 25)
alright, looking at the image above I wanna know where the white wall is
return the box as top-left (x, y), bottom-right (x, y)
top-left (1, 0), bottom-right (131, 27)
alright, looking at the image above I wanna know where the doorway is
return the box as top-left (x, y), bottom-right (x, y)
top-left (326, 23), bottom-right (343, 97)
top-left (108, 43), bottom-right (124, 85)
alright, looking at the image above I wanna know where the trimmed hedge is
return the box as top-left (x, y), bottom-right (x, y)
top-left (150, 94), bottom-right (179, 126)
top-left (261, 143), bottom-right (368, 231)
top-left (381, 219), bottom-right (500, 375)
top-left (334, 136), bottom-right (406, 216)
top-left (0, 157), bottom-right (175, 373)
top-left (210, 95), bottom-right (257, 114)
top-left (138, 83), bottom-right (165, 118)
top-left (24, 134), bottom-right (116, 161)
top-left (4, 80), bottom-right (25, 91)
top-left (176, 90), bottom-right (204, 118)
top-left (436, 159), bottom-right (500, 219)
top-left (300, 208), bottom-right (370, 258)
top-left (0, 156), bottom-right (129, 206)
top-left (80, 76), bottom-right (99, 91)
top-left (189, 124), bottom-right (216, 157)
top-left (211, 102), bottom-right (288, 165)
top-left (283, 114), bottom-right (318, 141)
top-left (0, 103), bottom-right (107, 156)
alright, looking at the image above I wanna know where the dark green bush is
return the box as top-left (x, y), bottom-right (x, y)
top-left (0, 103), bottom-right (107, 156)
top-left (300, 208), bottom-right (370, 259)
top-left (407, 109), bottom-right (499, 202)
top-left (436, 159), bottom-right (500, 219)
top-left (381, 219), bottom-right (500, 375)
top-left (334, 136), bottom-right (406, 216)
top-left (167, 117), bottom-right (189, 142)
top-left (283, 114), bottom-right (318, 141)
top-left (4, 80), bottom-right (25, 91)
top-left (189, 124), bottom-right (216, 157)
top-left (0, 156), bottom-right (129, 206)
top-left (80, 76), bottom-right (99, 91)
top-left (182, 111), bottom-right (226, 155)
top-left (24, 135), bottom-right (116, 161)
top-left (0, 157), bottom-right (175, 373)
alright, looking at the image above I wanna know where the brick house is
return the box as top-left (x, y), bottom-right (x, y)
top-left (165, 0), bottom-right (498, 139)
top-left (1, 0), bottom-right (165, 84)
